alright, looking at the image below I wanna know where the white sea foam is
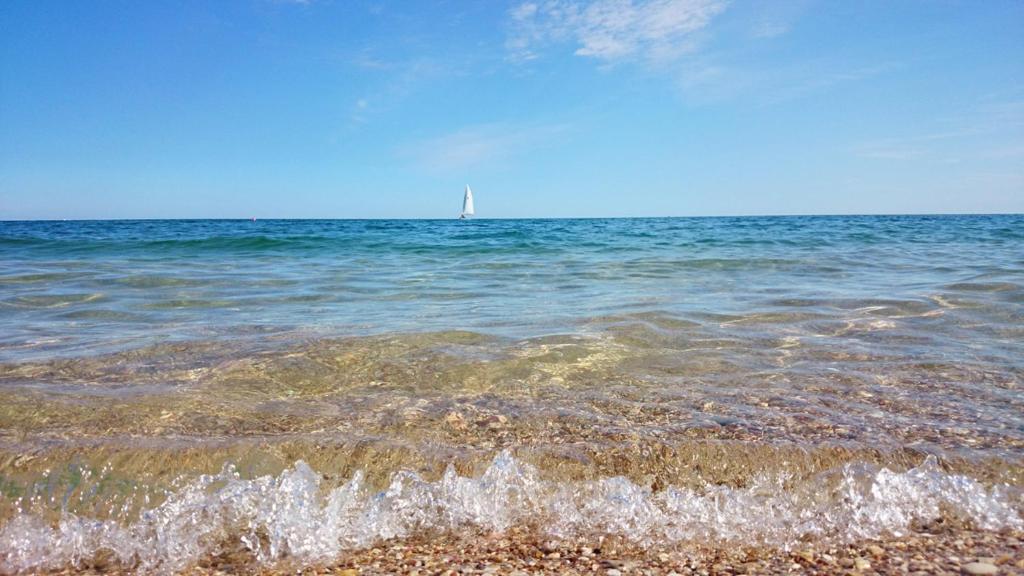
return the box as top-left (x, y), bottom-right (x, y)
top-left (0, 453), bottom-right (1020, 574)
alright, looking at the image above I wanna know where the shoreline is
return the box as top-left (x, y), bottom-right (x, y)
top-left (44, 526), bottom-right (1024, 575)
top-left (4, 442), bottom-right (1022, 574)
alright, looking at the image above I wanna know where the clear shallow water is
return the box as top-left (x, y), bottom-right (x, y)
top-left (2, 216), bottom-right (1021, 361)
top-left (1, 216), bottom-right (1023, 572)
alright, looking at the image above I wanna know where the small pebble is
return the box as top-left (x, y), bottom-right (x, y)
top-left (962, 562), bottom-right (999, 575)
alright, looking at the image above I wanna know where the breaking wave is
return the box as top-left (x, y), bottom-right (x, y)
top-left (1, 452), bottom-right (1020, 574)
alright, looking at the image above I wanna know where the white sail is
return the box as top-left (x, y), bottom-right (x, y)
top-left (461, 185), bottom-right (475, 217)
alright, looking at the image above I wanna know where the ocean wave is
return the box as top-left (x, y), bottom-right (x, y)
top-left (0, 234), bottom-right (339, 255)
top-left (1, 452), bottom-right (1019, 574)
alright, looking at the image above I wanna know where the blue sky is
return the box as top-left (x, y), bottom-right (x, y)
top-left (1, 0), bottom-right (1022, 219)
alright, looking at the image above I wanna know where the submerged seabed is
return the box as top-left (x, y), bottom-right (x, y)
top-left (0, 216), bottom-right (1022, 572)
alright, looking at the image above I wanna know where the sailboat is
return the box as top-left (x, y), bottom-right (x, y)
top-left (459, 185), bottom-right (475, 219)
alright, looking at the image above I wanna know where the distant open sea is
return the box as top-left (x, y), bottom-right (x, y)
top-left (1, 215), bottom-right (1022, 572)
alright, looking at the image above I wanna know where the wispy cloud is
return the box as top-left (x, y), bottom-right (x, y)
top-left (854, 99), bottom-right (1024, 162)
top-left (676, 60), bottom-right (900, 106)
top-left (349, 98), bottom-right (371, 124)
top-left (343, 57), bottom-right (453, 128)
top-left (854, 141), bottom-right (929, 161)
top-left (753, 21), bottom-right (789, 39)
top-left (401, 122), bottom-right (569, 173)
top-left (750, 0), bottom-right (810, 39)
top-left (982, 145), bottom-right (1024, 159)
top-left (854, 130), bottom-right (979, 161)
top-left (349, 52), bottom-right (393, 70)
top-left (763, 62), bottom-right (900, 104)
top-left (507, 0), bottom-right (728, 64)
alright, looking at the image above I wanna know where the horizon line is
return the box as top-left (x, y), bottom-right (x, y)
top-left (1, 211), bottom-right (1023, 223)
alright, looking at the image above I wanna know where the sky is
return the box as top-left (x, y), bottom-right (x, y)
top-left (1, 0), bottom-right (1022, 219)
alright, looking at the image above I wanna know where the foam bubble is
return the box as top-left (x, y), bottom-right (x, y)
top-left (1, 453), bottom-right (1020, 573)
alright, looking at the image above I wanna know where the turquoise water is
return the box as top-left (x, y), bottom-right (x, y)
top-left (1, 215), bottom-right (1023, 572)
top-left (3, 215), bottom-right (1022, 361)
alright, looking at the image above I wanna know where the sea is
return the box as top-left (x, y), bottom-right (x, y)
top-left (0, 215), bottom-right (1022, 572)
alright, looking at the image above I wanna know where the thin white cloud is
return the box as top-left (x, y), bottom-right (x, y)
top-left (983, 145), bottom-right (1024, 159)
top-left (763, 62), bottom-right (900, 104)
top-left (402, 122), bottom-right (569, 173)
top-left (507, 0), bottom-right (728, 64)
top-left (750, 0), bottom-right (810, 39)
top-left (854, 142), bottom-right (927, 161)
top-left (753, 21), bottom-right (789, 39)
top-left (349, 53), bottom-right (392, 70)
top-left (510, 2), bottom-right (540, 20)
top-left (349, 99), bottom-right (371, 125)
top-left (343, 58), bottom-right (452, 128)
top-left (676, 60), bottom-right (900, 106)
top-left (854, 99), bottom-right (1024, 162)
